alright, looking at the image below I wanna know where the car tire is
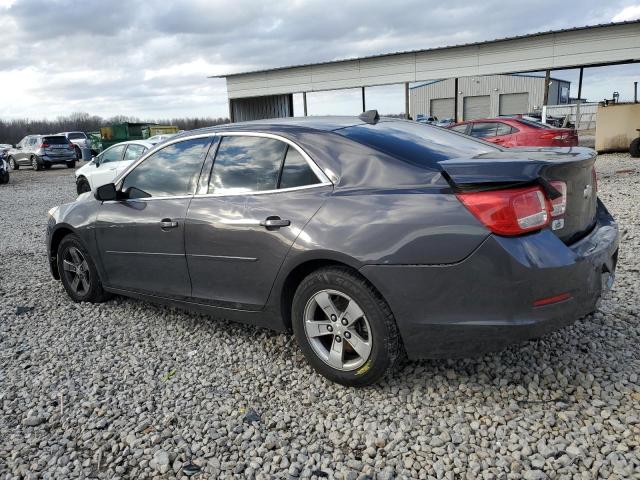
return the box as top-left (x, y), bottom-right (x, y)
top-left (630, 138), bottom-right (640, 158)
top-left (31, 156), bottom-right (41, 171)
top-left (9, 157), bottom-right (18, 170)
top-left (76, 177), bottom-right (91, 194)
top-left (57, 234), bottom-right (111, 303)
top-left (74, 145), bottom-right (81, 160)
top-left (0, 171), bottom-right (8, 184)
top-left (292, 266), bottom-right (402, 387)
top-left (66, 161), bottom-right (76, 168)
top-left (43, 162), bottom-right (51, 170)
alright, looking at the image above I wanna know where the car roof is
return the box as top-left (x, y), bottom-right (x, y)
top-left (105, 140), bottom-right (154, 149)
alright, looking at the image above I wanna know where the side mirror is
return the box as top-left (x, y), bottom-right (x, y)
top-left (95, 183), bottom-right (117, 201)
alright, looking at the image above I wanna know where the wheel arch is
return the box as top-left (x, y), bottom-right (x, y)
top-left (277, 254), bottom-right (384, 333)
top-left (48, 224), bottom-right (79, 279)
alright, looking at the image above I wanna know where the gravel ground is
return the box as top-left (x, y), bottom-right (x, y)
top-left (1, 155), bottom-right (639, 480)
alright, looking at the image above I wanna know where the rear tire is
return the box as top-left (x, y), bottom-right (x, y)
top-left (0, 171), bottom-right (8, 184)
top-left (76, 177), bottom-right (91, 194)
top-left (292, 266), bottom-right (402, 387)
top-left (57, 234), bottom-right (111, 303)
top-left (31, 156), bottom-right (41, 171)
top-left (630, 138), bottom-right (640, 158)
top-left (9, 157), bottom-right (18, 170)
top-left (43, 162), bottom-right (51, 170)
top-left (66, 161), bottom-right (76, 169)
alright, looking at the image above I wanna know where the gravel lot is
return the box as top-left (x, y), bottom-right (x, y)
top-left (1, 154), bottom-right (639, 480)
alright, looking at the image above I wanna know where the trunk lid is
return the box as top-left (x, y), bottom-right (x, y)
top-left (440, 147), bottom-right (598, 244)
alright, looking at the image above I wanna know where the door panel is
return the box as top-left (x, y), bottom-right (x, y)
top-left (96, 198), bottom-right (192, 297)
top-left (185, 187), bottom-right (330, 309)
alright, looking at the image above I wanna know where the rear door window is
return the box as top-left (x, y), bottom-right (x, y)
top-left (470, 123), bottom-right (498, 138)
top-left (278, 147), bottom-right (320, 189)
top-left (495, 123), bottom-right (515, 136)
top-left (450, 124), bottom-right (469, 134)
top-left (208, 136), bottom-right (287, 194)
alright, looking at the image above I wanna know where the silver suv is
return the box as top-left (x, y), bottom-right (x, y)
top-left (57, 131), bottom-right (92, 160)
top-left (8, 135), bottom-right (77, 171)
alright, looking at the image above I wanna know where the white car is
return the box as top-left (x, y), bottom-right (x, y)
top-left (75, 140), bottom-right (154, 194)
top-left (146, 133), bottom-right (178, 145)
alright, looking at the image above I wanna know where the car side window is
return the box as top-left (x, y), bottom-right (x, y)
top-left (278, 147), bottom-right (320, 189)
top-left (470, 122), bottom-right (498, 138)
top-left (122, 137), bottom-right (211, 198)
top-left (101, 145), bottom-right (126, 164)
top-left (123, 144), bottom-right (146, 161)
top-left (450, 125), bottom-right (468, 134)
top-left (495, 123), bottom-right (515, 136)
top-left (208, 136), bottom-right (287, 194)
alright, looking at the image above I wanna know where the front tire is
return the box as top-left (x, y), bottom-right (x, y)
top-left (630, 137), bottom-right (640, 158)
top-left (57, 234), bottom-right (111, 303)
top-left (43, 162), bottom-right (51, 170)
top-left (76, 177), bottom-right (91, 194)
top-left (66, 161), bottom-right (76, 168)
top-left (0, 171), bottom-right (8, 184)
top-left (31, 156), bottom-right (41, 171)
top-left (292, 267), bottom-right (402, 387)
top-left (9, 157), bottom-right (18, 170)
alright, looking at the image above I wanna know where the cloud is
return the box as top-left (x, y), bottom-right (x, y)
top-left (612, 4), bottom-right (640, 21)
top-left (0, 0), bottom-right (636, 119)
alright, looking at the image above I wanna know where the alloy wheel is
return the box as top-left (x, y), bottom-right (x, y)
top-left (31, 157), bottom-right (38, 170)
top-left (62, 246), bottom-right (91, 296)
top-left (9, 158), bottom-right (16, 169)
top-left (303, 289), bottom-right (372, 371)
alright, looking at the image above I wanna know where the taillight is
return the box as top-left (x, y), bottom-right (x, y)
top-left (548, 181), bottom-right (567, 216)
top-left (40, 143), bottom-right (49, 148)
top-left (457, 185), bottom-right (549, 236)
top-left (540, 131), bottom-right (569, 140)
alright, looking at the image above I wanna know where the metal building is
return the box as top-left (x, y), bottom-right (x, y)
top-left (410, 74), bottom-right (571, 121)
top-left (214, 21), bottom-right (640, 121)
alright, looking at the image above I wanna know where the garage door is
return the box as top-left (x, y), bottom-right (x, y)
top-left (430, 98), bottom-right (455, 119)
top-left (499, 93), bottom-right (528, 115)
top-left (463, 95), bottom-right (490, 120)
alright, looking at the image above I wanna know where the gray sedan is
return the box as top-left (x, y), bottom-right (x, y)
top-left (46, 113), bottom-right (618, 386)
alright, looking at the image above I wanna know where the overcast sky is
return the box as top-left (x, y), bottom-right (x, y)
top-left (0, 0), bottom-right (639, 120)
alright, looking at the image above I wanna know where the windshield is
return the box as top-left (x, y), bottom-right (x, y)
top-left (338, 119), bottom-right (498, 168)
top-left (67, 132), bottom-right (86, 139)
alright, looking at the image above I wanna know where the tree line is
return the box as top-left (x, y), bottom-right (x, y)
top-left (0, 112), bottom-right (230, 145)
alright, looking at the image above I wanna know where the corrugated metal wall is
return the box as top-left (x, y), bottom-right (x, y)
top-left (230, 94), bottom-right (293, 122)
top-left (410, 75), bottom-right (570, 121)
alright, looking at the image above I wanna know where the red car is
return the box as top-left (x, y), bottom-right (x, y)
top-left (448, 117), bottom-right (578, 148)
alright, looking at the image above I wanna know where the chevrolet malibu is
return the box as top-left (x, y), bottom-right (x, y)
top-left (46, 113), bottom-right (619, 386)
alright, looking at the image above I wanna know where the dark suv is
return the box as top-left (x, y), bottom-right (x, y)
top-left (8, 135), bottom-right (77, 171)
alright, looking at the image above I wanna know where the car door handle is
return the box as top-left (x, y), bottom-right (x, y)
top-left (260, 216), bottom-right (291, 229)
top-left (160, 219), bottom-right (178, 229)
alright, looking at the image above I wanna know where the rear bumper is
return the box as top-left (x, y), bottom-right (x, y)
top-left (41, 154), bottom-right (76, 164)
top-left (361, 200), bottom-right (619, 359)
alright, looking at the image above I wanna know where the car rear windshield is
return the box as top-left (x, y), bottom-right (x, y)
top-left (67, 132), bottom-right (86, 139)
top-left (337, 120), bottom-right (498, 168)
top-left (43, 136), bottom-right (69, 144)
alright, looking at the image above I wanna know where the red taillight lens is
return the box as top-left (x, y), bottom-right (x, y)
top-left (457, 186), bottom-right (549, 236)
top-left (548, 181), bottom-right (567, 216)
top-left (40, 143), bottom-right (49, 148)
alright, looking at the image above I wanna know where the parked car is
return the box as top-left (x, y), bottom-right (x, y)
top-left (0, 148), bottom-right (9, 184)
top-left (57, 131), bottom-right (93, 160)
top-left (8, 135), bottom-right (77, 170)
top-left (146, 133), bottom-right (177, 145)
top-left (75, 140), bottom-right (153, 194)
top-left (46, 114), bottom-right (618, 386)
top-left (435, 118), bottom-right (456, 128)
top-left (448, 117), bottom-right (578, 147)
top-left (416, 115), bottom-right (438, 125)
top-left (520, 112), bottom-right (574, 129)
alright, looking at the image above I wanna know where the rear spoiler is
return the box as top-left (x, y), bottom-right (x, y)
top-left (439, 147), bottom-right (596, 194)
